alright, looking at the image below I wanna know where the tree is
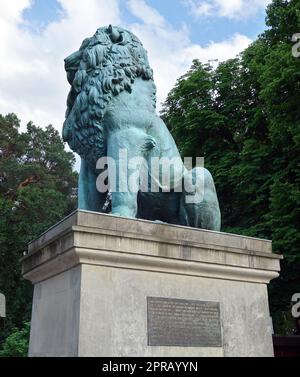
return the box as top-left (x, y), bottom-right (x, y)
top-left (162, 0), bottom-right (300, 333)
top-left (0, 114), bottom-right (78, 352)
top-left (0, 322), bottom-right (30, 357)
top-left (260, 0), bottom-right (300, 331)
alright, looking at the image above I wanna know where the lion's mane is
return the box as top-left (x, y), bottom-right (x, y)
top-left (63, 25), bottom-right (156, 167)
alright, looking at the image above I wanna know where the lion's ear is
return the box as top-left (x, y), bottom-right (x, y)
top-left (108, 25), bottom-right (121, 43)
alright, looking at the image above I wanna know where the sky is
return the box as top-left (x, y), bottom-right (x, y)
top-left (0, 0), bottom-right (271, 137)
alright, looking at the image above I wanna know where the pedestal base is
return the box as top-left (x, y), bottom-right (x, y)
top-left (22, 210), bottom-right (281, 357)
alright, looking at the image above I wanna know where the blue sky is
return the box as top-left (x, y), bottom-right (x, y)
top-left (23, 0), bottom-right (268, 46)
top-left (22, 0), bottom-right (64, 32)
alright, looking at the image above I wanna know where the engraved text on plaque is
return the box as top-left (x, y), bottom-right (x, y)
top-left (147, 297), bottom-right (222, 347)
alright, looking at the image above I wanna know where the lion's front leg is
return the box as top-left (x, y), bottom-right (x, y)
top-left (78, 158), bottom-right (108, 212)
top-left (107, 128), bottom-right (152, 218)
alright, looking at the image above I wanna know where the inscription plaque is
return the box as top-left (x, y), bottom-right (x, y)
top-left (147, 297), bottom-right (222, 347)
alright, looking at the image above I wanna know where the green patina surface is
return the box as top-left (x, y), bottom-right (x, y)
top-left (63, 25), bottom-right (220, 230)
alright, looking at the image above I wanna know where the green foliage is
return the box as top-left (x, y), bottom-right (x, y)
top-left (0, 113), bottom-right (78, 355)
top-left (162, 0), bottom-right (300, 334)
top-left (0, 322), bottom-right (30, 357)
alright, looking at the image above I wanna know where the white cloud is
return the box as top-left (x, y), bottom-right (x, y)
top-left (0, 0), bottom-right (31, 22)
top-left (0, 0), bottom-right (121, 131)
top-left (126, 0), bottom-right (251, 109)
top-left (126, 0), bottom-right (165, 27)
top-left (0, 0), bottom-right (252, 144)
top-left (184, 0), bottom-right (271, 20)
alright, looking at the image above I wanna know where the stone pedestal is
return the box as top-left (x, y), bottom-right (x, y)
top-left (22, 210), bottom-right (281, 357)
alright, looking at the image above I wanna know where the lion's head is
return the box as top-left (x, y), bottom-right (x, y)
top-left (62, 25), bottom-right (156, 167)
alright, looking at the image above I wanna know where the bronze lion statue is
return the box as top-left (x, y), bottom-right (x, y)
top-left (63, 25), bottom-right (221, 230)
